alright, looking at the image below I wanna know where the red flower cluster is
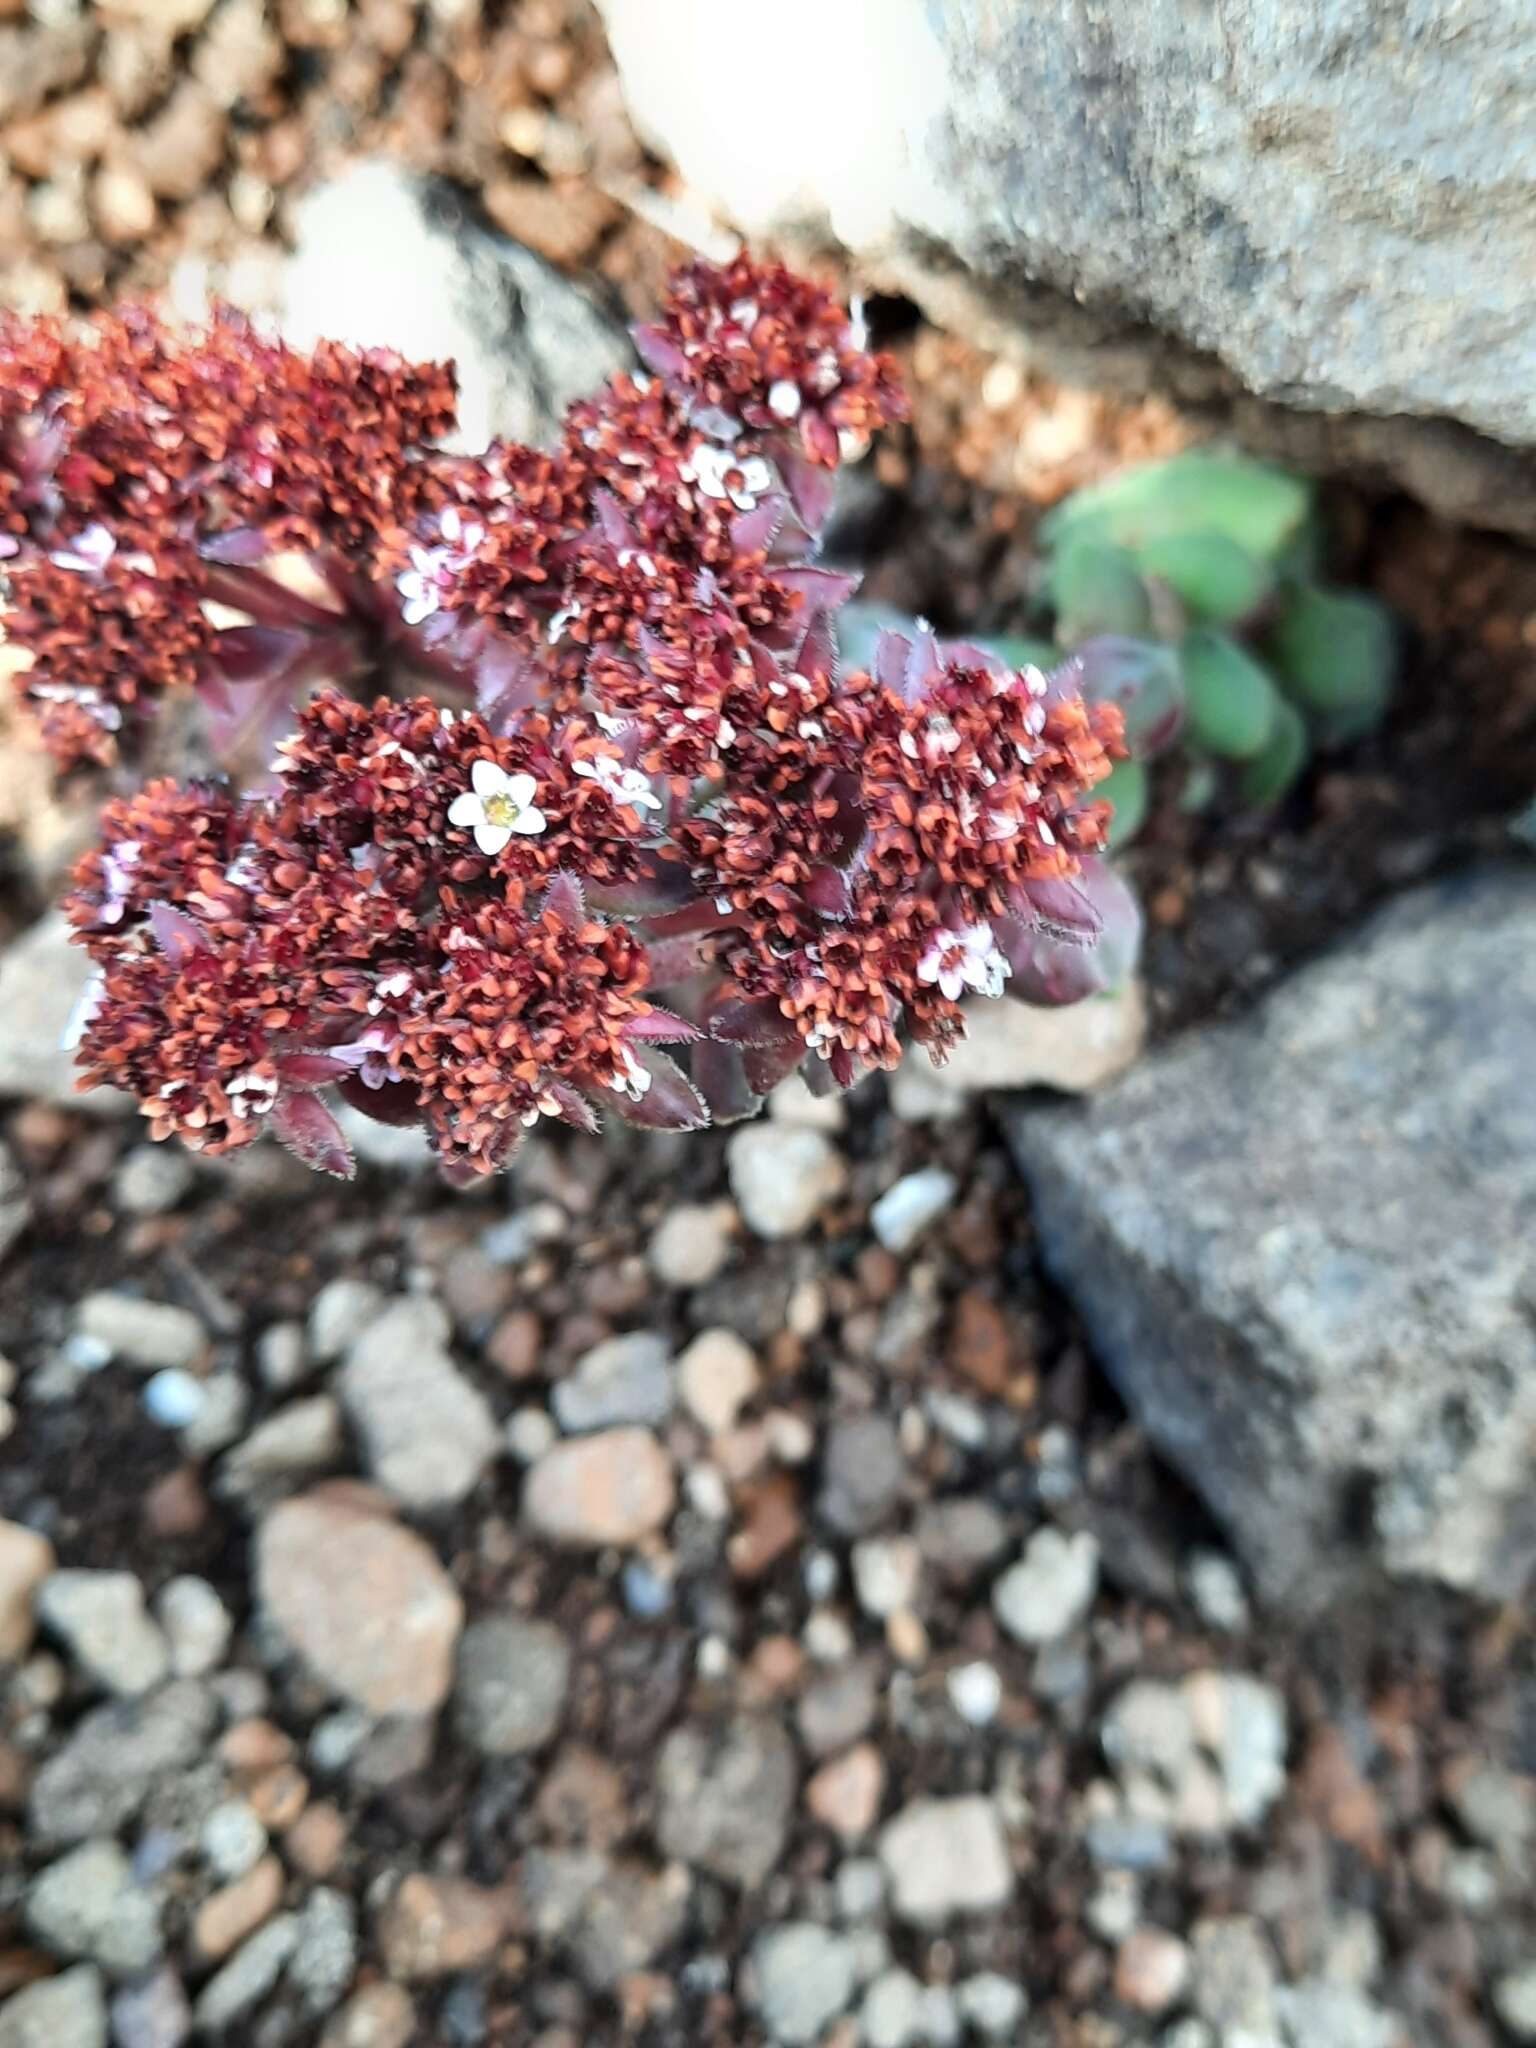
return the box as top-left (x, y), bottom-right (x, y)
top-left (36, 253), bottom-right (1136, 1180)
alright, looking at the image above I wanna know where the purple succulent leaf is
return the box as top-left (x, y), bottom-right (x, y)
top-left (790, 608), bottom-right (840, 688)
top-left (209, 624), bottom-right (309, 687)
top-left (541, 1078), bottom-right (603, 1134)
top-left (643, 931), bottom-right (715, 985)
top-left (802, 864), bottom-right (852, 919)
top-left (148, 901), bottom-right (211, 965)
top-left (274, 1051), bottom-right (356, 1087)
top-left (730, 496), bottom-right (785, 557)
top-left (1068, 637), bottom-right (1186, 756)
top-left (541, 872), bottom-right (587, 931)
top-left (938, 637), bottom-right (1010, 680)
top-left (591, 488), bottom-right (635, 551)
top-left (336, 1074), bottom-right (423, 1127)
top-left (741, 1035), bottom-right (806, 1098)
top-left (1014, 873), bottom-right (1104, 948)
top-left (632, 324), bottom-right (690, 382)
top-left (777, 566), bottom-right (861, 615)
top-left (622, 1007), bottom-right (704, 1045)
top-left (585, 863), bottom-right (695, 917)
top-left (709, 995), bottom-right (801, 1047)
top-left (271, 1090), bottom-right (355, 1180)
top-left (198, 528), bottom-right (272, 568)
top-left (693, 1039), bottom-right (764, 1125)
top-left (776, 442), bottom-right (838, 535)
top-left (607, 1047), bottom-right (710, 1131)
top-left (474, 638), bottom-right (545, 731)
top-left (197, 560), bottom-right (341, 632)
top-left (873, 627), bottom-right (912, 696)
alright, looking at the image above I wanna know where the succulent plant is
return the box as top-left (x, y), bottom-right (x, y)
top-left (1031, 449), bottom-right (1398, 840)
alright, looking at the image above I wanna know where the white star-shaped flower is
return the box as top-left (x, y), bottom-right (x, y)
top-left (916, 923), bottom-right (1012, 1002)
top-left (447, 759), bottom-right (547, 855)
top-left (607, 1046), bottom-right (653, 1101)
top-left (572, 754), bottom-right (661, 812)
top-left (685, 442), bottom-right (775, 512)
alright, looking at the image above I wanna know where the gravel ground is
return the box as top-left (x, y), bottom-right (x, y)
top-left (4, 5), bottom-right (1536, 2047)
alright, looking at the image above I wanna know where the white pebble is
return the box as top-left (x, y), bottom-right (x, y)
top-left (948, 1661), bottom-right (1003, 1726)
top-left (870, 1167), bottom-right (959, 1255)
top-left (143, 1369), bottom-right (206, 1429)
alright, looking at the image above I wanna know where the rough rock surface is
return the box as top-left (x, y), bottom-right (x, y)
top-left (599, 0), bottom-right (1536, 537)
top-left (0, 915), bottom-right (126, 1114)
top-left (282, 161), bottom-right (629, 453)
top-left (337, 1299), bottom-right (498, 1512)
top-left (255, 1486), bottom-right (464, 1715)
top-left (1007, 866), bottom-right (1536, 1612)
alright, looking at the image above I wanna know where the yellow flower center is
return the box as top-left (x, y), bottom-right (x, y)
top-left (482, 793), bottom-right (519, 828)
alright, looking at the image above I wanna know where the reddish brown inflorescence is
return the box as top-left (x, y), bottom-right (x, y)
top-left (28, 253), bottom-right (1134, 1179)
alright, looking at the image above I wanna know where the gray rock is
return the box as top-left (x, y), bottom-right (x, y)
top-left (154, 1577), bottom-right (232, 1679)
top-left (0, 1967), bottom-right (107, 2048)
top-left (113, 1147), bottom-right (196, 1217)
top-left (73, 1294), bottom-right (206, 1373)
top-left (26, 1840), bottom-right (162, 1975)
top-left (878, 1796), bottom-right (1014, 1926)
top-left (254, 1321), bottom-right (308, 1393)
top-left (551, 1331), bottom-right (673, 1433)
top-left (192, 1915), bottom-right (299, 2034)
top-left (201, 1801), bottom-right (268, 1881)
top-left (338, 1299), bottom-right (498, 1512)
top-left (992, 1528), bottom-right (1100, 1645)
top-left (0, 915), bottom-right (127, 1114)
top-left (29, 1682), bottom-right (218, 1846)
top-left (747, 1923), bottom-right (858, 2046)
top-left (220, 1396), bottom-right (344, 1497)
top-left (655, 1716), bottom-right (798, 1888)
top-left (957, 1974), bottom-right (1029, 2038)
top-left (256, 1488), bottom-right (463, 1717)
top-left (861, 1969), bottom-right (925, 2048)
top-left (1495, 1966), bottom-right (1536, 2044)
top-left (1008, 868), bottom-right (1536, 1612)
top-left (566, 1861), bottom-right (691, 1992)
top-left (455, 1616), bottom-right (571, 1756)
top-left (283, 161), bottom-right (628, 454)
top-left (727, 1123), bottom-right (848, 1241)
top-left (0, 1143), bottom-right (30, 1266)
top-left (177, 1370), bottom-right (248, 1459)
top-left (1275, 1982), bottom-right (1399, 2048)
top-left (1190, 1917), bottom-right (1279, 2039)
top-left (110, 1970), bottom-right (192, 2048)
top-left (869, 1168), bottom-right (959, 1256)
top-left (600, 1), bottom-right (1536, 540)
top-left (35, 1571), bottom-right (170, 1696)
top-left (289, 1889), bottom-right (359, 2017)
top-left (307, 1279), bottom-right (385, 1366)
top-left (647, 1202), bottom-right (734, 1289)
top-left (819, 1415), bottom-right (905, 1536)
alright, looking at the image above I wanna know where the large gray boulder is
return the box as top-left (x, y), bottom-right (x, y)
top-left (598, 0), bottom-right (1536, 536)
top-left (282, 161), bottom-right (630, 452)
top-left (1006, 866), bottom-right (1536, 1614)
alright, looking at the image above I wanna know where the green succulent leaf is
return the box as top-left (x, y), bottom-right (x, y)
top-left (1236, 695), bottom-right (1310, 808)
top-left (1041, 449), bottom-right (1315, 565)
top-left (1180, 628), bottom-right (1281, 761)
top-left (983, 631), bottom-right (1061, 671)
top-left (1135, 530), bottom-right (1274, 625)
top-left (1098, 757), bottom-right (1150, 846)
top-left (1049, 540), bottom-right (1153, 645)
top-left (1265, 583), bottom-right (1396, 743)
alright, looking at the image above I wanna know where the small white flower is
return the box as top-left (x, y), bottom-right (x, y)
top-left (226, 1070), bottom-right (280, 1120)
top-left (767, 378), bottom-right (803, 422)
top-left (49, 524), bottom-right (117, 576)
top-left (397, 544), bottom-right (450, 626)
top-left (685, 443), bottom-right (774, 513)
top-left (61, 970), bottom-right (105, 1052)
top-left (917, 923), bottom-right (1012, 1003)
top-left (607, 1046), bottom-right (653, 1102)
top-left (572, 754), bottom-right (661, 812)
top-left (447, 759), bottom-right (547, 855)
